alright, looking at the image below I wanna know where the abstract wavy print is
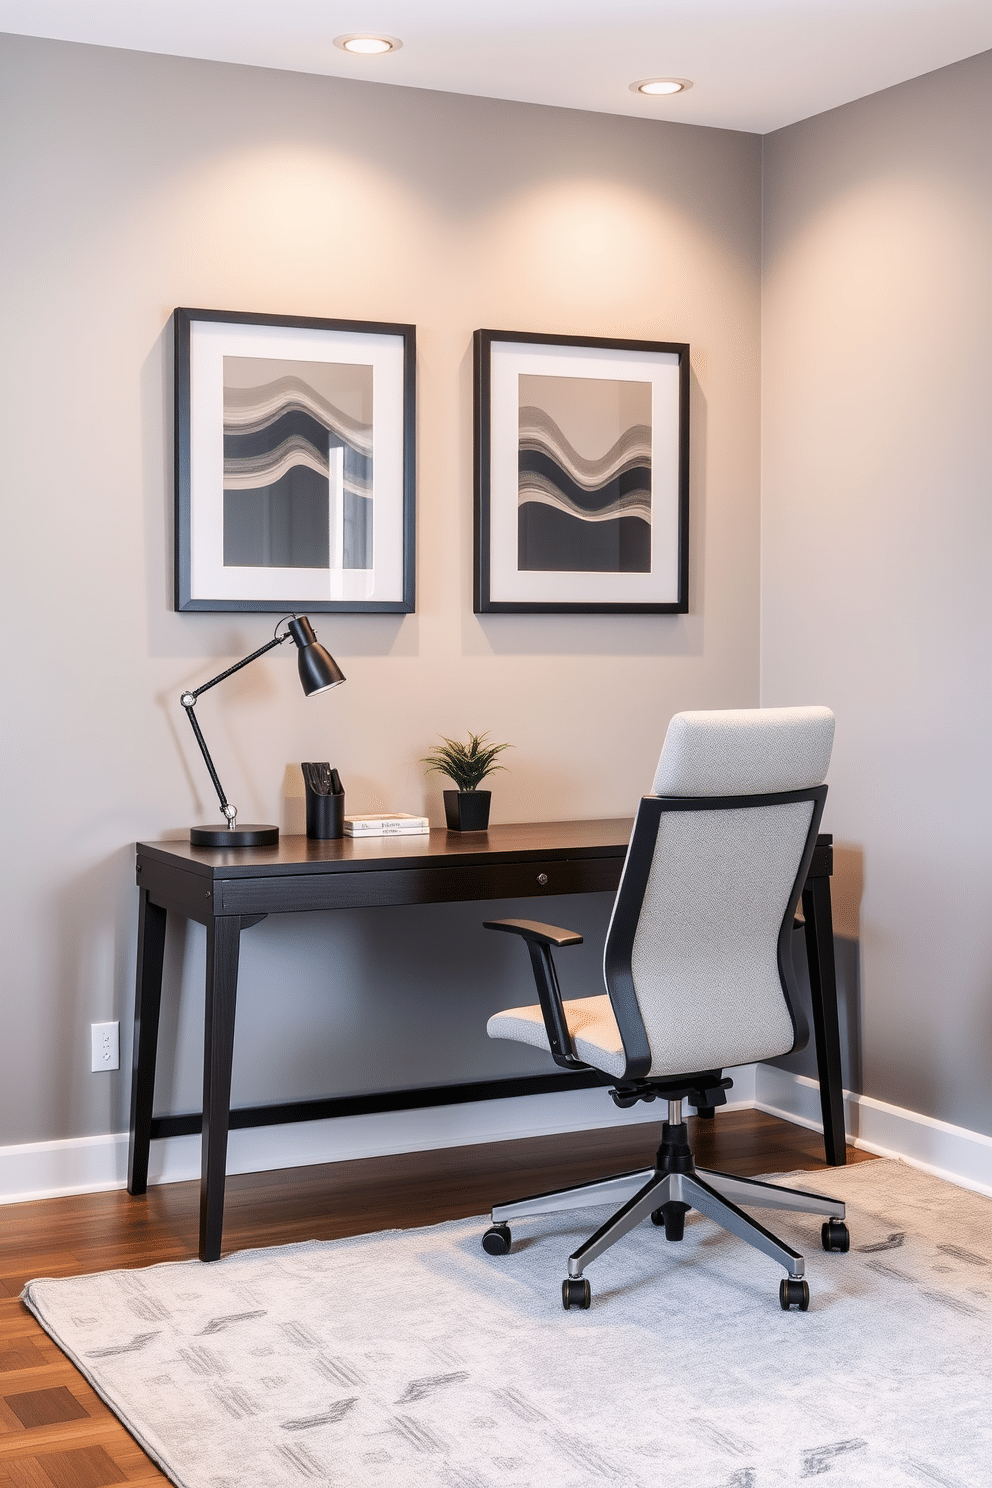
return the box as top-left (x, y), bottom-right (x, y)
top-left (222, 357), bottom-right (373, 570)
top-left (518, 374), bottom-right (651, 573)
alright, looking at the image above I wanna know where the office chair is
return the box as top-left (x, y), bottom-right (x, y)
top-left (482, 706), bottom-right (850, 1311)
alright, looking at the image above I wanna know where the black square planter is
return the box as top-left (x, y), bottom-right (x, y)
top-left (443, 790), bottom-right (492, 831)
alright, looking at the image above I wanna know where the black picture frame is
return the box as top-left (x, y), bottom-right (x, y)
top-left (175, 308), bottom-right (416, 613)
top-left (474, 329), bottom-right (689, 614)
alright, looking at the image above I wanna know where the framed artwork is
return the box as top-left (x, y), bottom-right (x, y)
top-left (174, 308), bottom-right (416, 612)
top-left (473, 330), bottom-right (689, 614)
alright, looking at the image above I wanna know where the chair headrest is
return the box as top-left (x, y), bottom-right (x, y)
top-left (652, 706), bottom-right (835, 797)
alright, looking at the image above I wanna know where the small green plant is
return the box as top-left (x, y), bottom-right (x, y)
top-left (421, 731), bottom-right (512, 792)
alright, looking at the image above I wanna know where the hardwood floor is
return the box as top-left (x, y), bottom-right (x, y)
top-left (0, 1113), bottom-right (875, 1487)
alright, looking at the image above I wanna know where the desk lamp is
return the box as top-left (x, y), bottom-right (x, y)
top-left (181, 615), bottom-right (345, 848)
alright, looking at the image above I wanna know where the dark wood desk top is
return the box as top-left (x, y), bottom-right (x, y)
top-left (136, 818), bottom-right (635, 881)
top-left (135, 821), bottom-right (831, 921)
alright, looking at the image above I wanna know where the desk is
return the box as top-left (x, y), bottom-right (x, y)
top-left (128, 821), bottom-right (843, 1261)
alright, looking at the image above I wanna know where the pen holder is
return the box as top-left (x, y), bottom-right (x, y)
top-left (306, 789), bottom-right (345, 840)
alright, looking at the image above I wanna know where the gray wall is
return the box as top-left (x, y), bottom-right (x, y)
top-left (0, 36), bottom-right (763, 1145)
top-left (761, 50), bottom-right (992, 1135)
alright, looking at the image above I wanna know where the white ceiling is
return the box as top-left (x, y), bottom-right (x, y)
top-left (1, 0), bottom-right (990, 134)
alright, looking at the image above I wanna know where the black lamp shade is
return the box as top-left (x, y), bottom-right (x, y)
top-left (287, 615), bottom-right (346, 696)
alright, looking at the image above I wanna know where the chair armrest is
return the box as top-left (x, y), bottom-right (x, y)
top-left (484, 919), bottom-right (586, 1070)
top-left (483, 918), bottom-right (583, 947)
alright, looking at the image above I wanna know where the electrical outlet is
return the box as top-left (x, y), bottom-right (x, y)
top-left (90, 1021), bottom-right (120, 1072)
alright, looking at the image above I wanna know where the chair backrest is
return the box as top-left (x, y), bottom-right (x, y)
top-left (603, 707), bottom-right (835, 1082)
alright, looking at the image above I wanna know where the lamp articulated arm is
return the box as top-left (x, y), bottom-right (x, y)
top-left (180, 614), bottom-right (345, 843)
top-left (181, 633), bottom-right (288, 831)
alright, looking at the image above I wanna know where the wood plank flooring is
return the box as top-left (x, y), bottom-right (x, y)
top-left (0, 1112), bottom-right (875, 1487)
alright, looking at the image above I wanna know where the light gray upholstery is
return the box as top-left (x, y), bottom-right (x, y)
top-left (627, 801), bottom-right (812, 1074)
top-left (488, 706), bottom-right (834, 1082)
top-left (652, 706), bottom-right (834, 798)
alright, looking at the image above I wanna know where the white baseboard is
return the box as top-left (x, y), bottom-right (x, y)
top-left (5, 1067), bottom-right (988, 1207)
top-left (0, 1132), bottom-right (135, 1207)
top-left (755, 1065), bottom-right (992, 1198)
top-left (0, 1067), bottom-right (759, 1206)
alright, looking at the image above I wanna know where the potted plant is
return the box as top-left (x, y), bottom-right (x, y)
top-left (421, 731), bottom-right (512, 831)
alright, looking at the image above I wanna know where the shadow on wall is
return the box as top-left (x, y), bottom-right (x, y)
top-left (49, 845), bottom-right (137, 1143)
top-left (144, 893), bottom-right (619, 1120)
top-left (767, 841), bottom-right (865, 1092)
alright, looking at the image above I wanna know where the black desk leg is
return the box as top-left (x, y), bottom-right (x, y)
top-left (801, 876), bottom-right (847, 1165)
top-left (127, 891), bottom-right (168, 1195)
top-left (200, 914), bottom-right (244, 1262)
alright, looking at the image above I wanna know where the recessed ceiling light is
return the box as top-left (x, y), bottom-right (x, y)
top-left (334, 34), bottom-right (402, 55)
top-left (631, 78), bottom-right (693, 97)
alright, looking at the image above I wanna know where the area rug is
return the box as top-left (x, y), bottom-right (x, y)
top-left (22, 1160), bottom-right (992, 1488)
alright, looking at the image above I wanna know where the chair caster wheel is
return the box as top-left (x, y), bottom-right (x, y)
top-left (821, 1218), bottom-right (850, 1252)
top-left (482, 1224), bottom-right (512, 1256)
top-left (651, 1201), bottom-right (689, 1241)
top-left (779, 1277), bottom-right (810, 1311)
top-left (562, 1277), bottom-right (591, 1310)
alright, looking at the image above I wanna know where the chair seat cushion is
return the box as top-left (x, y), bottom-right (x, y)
top-left (487, 995), bottom-right (625, 1078)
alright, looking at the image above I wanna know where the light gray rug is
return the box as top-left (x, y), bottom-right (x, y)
top-left (22, 1160), bottom-right (992, 1488)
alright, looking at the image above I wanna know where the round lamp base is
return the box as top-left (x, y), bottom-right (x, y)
top-left (190, 823), bottom-right (280, 848)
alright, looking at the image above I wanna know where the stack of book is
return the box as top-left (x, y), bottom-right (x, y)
top-left (343, 813), bottom-right (430, 837)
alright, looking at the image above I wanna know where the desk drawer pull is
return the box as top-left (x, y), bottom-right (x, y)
top-left (537, 873), bottom-right (548, 885)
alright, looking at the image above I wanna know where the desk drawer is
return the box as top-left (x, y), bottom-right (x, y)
top-left (218, 855), bottom-right (623, 915)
